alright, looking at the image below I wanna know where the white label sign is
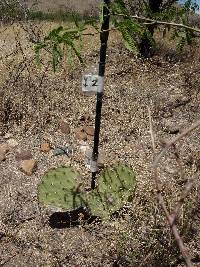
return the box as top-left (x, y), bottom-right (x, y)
top-left (82, 74), bottom-right (104, 94)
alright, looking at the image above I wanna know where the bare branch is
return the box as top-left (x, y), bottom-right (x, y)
top-left (171, 144), bottom-right (185, 180)
top-left (149, 115), bottom-right (200, 267)
top-left (170, 179), bottom-right (194, 224)
top-left (153, 119), bottom-right (200, 168)
top-left (114, 13), bottom-right (200, 34)
top-left (147, 106), bottom-right (156, 154)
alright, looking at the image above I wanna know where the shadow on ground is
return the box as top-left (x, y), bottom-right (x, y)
top-left (48, 207), bottom-right (97, 228)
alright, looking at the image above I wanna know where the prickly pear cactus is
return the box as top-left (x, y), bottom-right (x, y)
top-left (38, 166), bottom-right (84, 210)
top-left (86, 164), bottom-right (136, 219)
top-left (38, 164), bottom-right (136, 220)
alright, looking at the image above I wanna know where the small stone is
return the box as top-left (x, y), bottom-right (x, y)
top-left (165, 126), bottom-right (180, 134)
top-left (0, 143), bottom-right (9, 162)
top-left (162, 120), bottom-right (180, 134)
top-left (59, 121), bottom-right (70, 134)
top-left (7, 139), bottom-right (18, 148)
top-left (40, 142), bottom-right (51, 153)
top-left (75, 128), bottom-right (87, 141)
top-left (19, 159), bottom-right (37, 175)
top-left (87, 134), bottom-right (94, 141)
top-left (53, 146), bottom-right (73, 157)
top-left (84, 126), bottom-right (95, 136)
top-left (15, 150), bottom-right (33, 161)
top-left (53, 148), bottom-right (65, 156)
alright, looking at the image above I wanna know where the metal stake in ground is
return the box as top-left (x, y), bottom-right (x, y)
top-left (91, 0), bottom-right (110, 189)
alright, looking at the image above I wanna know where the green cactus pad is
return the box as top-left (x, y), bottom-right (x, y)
top-left (38, 166), bottom-right (85, 210)
top-left (86, 164), bottom-right (136, 219)
top-left (38, 164), bottom-right (137, 220)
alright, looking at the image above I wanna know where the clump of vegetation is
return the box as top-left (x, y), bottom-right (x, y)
top-left (0, 0), bottom-right (98, 24)
top-left (34, 0), bottom-right (200, 71)
top-left (38, 164), bottom-right (136, 220)
top-left (28, 10), bottom-right (82, 22)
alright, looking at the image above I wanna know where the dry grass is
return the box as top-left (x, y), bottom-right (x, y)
top-left (27, 0), bottom-right (100, 16)
top-left (0, 21), bottom-right (200, 266)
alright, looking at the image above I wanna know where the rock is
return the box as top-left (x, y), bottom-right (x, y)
top-left (53, 146), bottom-right (73, 157)
top-left (0, 143), bottom-right (9, 162)
top-left (165, 125), bottom-right (180, 134)
top-left (7, 138), bottom-right (18, 148)
top-left (87, 134), bottom-right (94, 141)
top-left (15, 150), bottom-right (33, 161)
top-left (84, 126), bottom-right (95, 136)
top-left (59, 121), bottom-right (70, 134)
top-left (53, 148), bottom-right (66, 156)
top-left (75, 128), bottom-right (87, 141)
top-left (162, 120), bottom-right (180, 134)
top-left (19, 159), bottom-right (37, 175)
top-left (163, 111), bottom-right (173, 118)
top-left (64, 146), bottom-right (73, 157)
top-left (40, 142), bottom-right (51, 153)
top-left (173, 96), bottom-right (190, 108)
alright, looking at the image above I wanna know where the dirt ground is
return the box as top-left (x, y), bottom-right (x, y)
top-left (0, 23), bottom-right (200, 267)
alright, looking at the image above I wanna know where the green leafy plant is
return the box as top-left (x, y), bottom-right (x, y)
top-left (161, 1), bottom-right (198, 46)
top-left (35, 25), bottom-right (85, 71)
top-left (34, 17), bottom-right (100, 70)
top-left (34, 0), bottom-right (200, 69)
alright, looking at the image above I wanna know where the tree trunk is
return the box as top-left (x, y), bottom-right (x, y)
top-left (139, 0), bottom-right (163, 57)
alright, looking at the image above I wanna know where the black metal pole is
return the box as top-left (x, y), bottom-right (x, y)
top-left (91, 0), bottom-right (110, 189)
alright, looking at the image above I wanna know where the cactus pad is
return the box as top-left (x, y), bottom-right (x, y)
top-left (38, 164), bottom-right (136, 220)
top-left (38, 166), bottom-right (84, 210)
top-left (86, 164), bottom-right (136, 219)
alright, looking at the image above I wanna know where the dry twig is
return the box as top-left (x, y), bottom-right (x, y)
top-left (114, 14), bottom-right (200, 34)
top-left (149, 108), bottom-right (200, 267)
